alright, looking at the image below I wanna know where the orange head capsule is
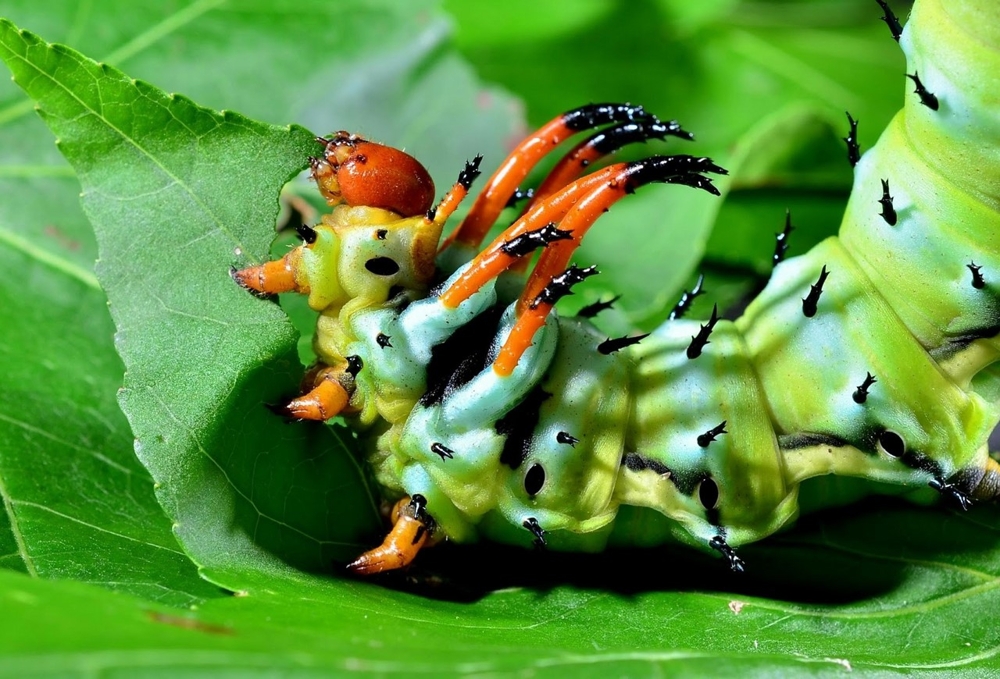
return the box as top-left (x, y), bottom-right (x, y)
top-left (310, 133), bottom-right (435, 217)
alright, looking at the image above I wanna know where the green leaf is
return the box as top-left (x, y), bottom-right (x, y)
top-left (1, 502), bottom-right (1000, 676)
top-left (0, 18), bottom-right (381, 574)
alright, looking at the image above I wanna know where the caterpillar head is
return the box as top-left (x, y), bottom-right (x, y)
top-left (292, 136), bottom-right (442, 311)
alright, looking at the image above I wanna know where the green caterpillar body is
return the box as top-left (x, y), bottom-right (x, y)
top-left (257, 0), bottom-right (1000, 567)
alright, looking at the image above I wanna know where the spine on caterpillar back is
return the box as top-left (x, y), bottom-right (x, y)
top-left (839, 0), bottom-right (1000, 381)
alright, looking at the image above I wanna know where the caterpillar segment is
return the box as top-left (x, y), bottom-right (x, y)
top-left (234, 0), bottom-right (1000, 577)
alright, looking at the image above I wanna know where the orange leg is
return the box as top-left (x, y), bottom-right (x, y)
top-left (231, 248), bottom-right (305, 297)
top-left (277, 363), bottom-right (355, 421)
top-left (441, 103), bottom-right (654, 251)
top-left (347, 495), bottom-right (434, 575)
top-left (493, 155), bottom-right (727, 374)
top-left (426, 156), bottom-right (483, 226)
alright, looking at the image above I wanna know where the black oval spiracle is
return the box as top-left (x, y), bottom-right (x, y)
top-left (698, 477), bottom-right (720, 510)
top-left (365, 256), bottom-right (401, 276)
top-left (878, 430), bottom-right (905, 458)
top-left (524, 463), bottom-right (546, 497)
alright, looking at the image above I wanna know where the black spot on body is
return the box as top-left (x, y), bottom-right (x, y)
top-left (524, 463), bottom-right (546, 497)
top-left (365, 257), bottom-right (400, 276)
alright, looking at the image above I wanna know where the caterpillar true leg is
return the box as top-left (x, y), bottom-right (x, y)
top-left (347, 495), bottom-right (436, 575)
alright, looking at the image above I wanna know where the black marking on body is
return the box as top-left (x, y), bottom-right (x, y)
top-left (709, 535), bottom-right (745, 573)
top-left (522, 517), bottom-right (546, 548)
top-left (875, 0), bottom-right (903, 41)
top-left (670, 274), bottom-right (705, 320)
top-left (697, 421), bottom-right (728, 448)
top-left (622, 452), bottom-right (671, 477)
top-left (968, 262), bottom-right (986, 289)
top-left (877, 430), bottom-right (905, 458)
top-left (501, 223), bottom-right (573, 258)
top-left (296, 223), bottom-right (318, 244)
top-left (686, 304), bottom-right (719, 359)
top-left (907, 72), bottom-right (939, 110)
top-left (843, 112), bottom-right (861, 167)
top-left (496, 387), bottom-right (552, 470)
top-left (598, 333), bottom-right (649, 355)
top-left (853, 372), bottom-right (877, 404)
top-left (778, 432), bottom-right (847, 450)
top-left (421, 304), bottom-right (505, 407)
top-left (345, 355), bottom-right (363, 377)
top-left (431, 442), bottom-right (454, 461)
top-left (930, 325), bottom-right (1000, 360)
top-left (505, 187), bottom-right (535, 208)
top-left (365, 256), bottom-right (401, 276)
top-left (524, 463), bottom-right (546, 497)
top-left (561, 103), bottom-right (652, 131)
top-left (376, 333), bottom-right (392, 348)
top-left (577, 295), bottom-right (620, 319)
top-left (773, 211), bottom-right (794, 268)
top-left (802, 265), bottom-right (829, 318)
top-left (532, 265), bottom-right (598, 308)
top-left (375, 229), bottom-right (388, 240)
top-left (878, 179), bottom-right (897, 226)
top-left (556, 431), bottom-right (579, 446)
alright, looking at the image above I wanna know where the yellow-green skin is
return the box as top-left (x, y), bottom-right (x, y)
top-left (289, 0), bottom-right (1000, 556)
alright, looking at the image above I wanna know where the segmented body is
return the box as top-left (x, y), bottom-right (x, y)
top-left (235, 0), bottom-right (1000, 570)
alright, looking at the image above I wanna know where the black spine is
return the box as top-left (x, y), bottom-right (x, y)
top-left (879, 178), bottom-right (898, 226)
top-left (697, 421), bottom-right (728, 448)
top-left (345, 355), bottom-right (363, 377)
top-left (773, 211), bottom-right (794, 268)
top-left (670, 274), bottom-right (705, 321)
top-left (802, 265), bottom-right (830, 318)
top-left (597, 333), bottom-right (650, 355)
top-left (501, 223), bottom-right (574, 258)
top-left (968, 262), bottom-right (986, 289)
top-left (577, 295), bottom-right (620, 319)
top-left (907, 72), bottom-right (940, 111)
top-left (522, 517), bottom-right (547, 548)
top-left (875, 0), bottom-right (903, 41)
top-left (296, 223), bottom-right (318, 244)
top-left (686, 304), bottom-right (719, 359)
top-left (532, 265), bottom-right (598, 308)
top-left (852, 372), bottom-right (877, 404)
top-left (556, 431), bottom-right (579, 446)
top-left (458, 155), bottom-right (484, 190)
top-left (844, 112), bottom-right (861, 167)
top-left (376, 333), bottom-right (393, 348)
top-left (431, 442), bottom-right (454, 461)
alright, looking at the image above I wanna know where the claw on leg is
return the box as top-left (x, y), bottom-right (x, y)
top-left (231, 249), bottom-right (305, 296)
top-left (347, 495), bottom-right (434, 575)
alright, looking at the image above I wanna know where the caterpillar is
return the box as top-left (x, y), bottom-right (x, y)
top-left (232, 0), bottom-right (1000, 575)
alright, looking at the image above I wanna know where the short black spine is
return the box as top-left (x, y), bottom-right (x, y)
top-left (875, 0), bottom-right (903, 41)
top-left (853, 372), bottom-right (877, 404)
top-left (532, 265), bottom-right (598, 308)
top-left (577, 295), bottom-right (620, 319)
top-left (968, 262), bottom-right (986, 289)
top-left (686, 304), bottom-right (719, 359)
top-left (773, 211), bottom-right (794, 268)
top-left (697, 421), bottom-right (728, 448)
top-left (670, 274), bottom-right (705, 320)
top-left (296, 223), bottom-right (318, 244)
top-left (802, 266), bottom-right (829, 318)
top-left (844, 112), bottom-right (861, 167)
top-left (879, 178), bottom-right (897, 225)
top-left (598, 333), bottom-right (649, 355)
top-left (431, 442), bottom-right (454, 461)
top-left (907, 72), bottom-right (939, 111)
